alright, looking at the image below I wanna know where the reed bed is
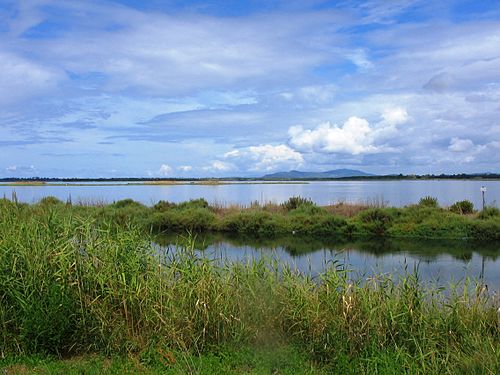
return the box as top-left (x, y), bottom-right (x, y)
top-left (0, 198), bottom-right (499, 373)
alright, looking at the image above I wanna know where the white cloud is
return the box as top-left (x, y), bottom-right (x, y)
top-left (0, 50), bottom-right (59, 105)
top-left (448, 138), bottom-right (475, 153)
top-left (203, 160), bottom-right (234, 172)
top-left (346, 49), bottom-right (373, 70)
top-left (158, 164), bottom-right (172, 175)
top-left (224, 144), bottom-right (303, 171)
top-left (17, 3), bottom-right (343, 96)
top-left (177, 165), bottom-right (193, 172)
top-left (288, 117), bottom-right (385, 155)
top-left (5, 165), bottom-right (35, 173)
top-left (382, 107), bottom-right (409, 126)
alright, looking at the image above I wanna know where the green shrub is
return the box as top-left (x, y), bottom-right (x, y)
top-left (153, 200), bottom-right (176, 211)
top-left (38, 196), bottom-right (63, 206)
top-left (358, 208), bottom-right (390, 223)
top-left (220, 210), bottom-right (286, 235)
top-left (111, 198), bottom-right (144, 209)
top-left (288, 203), bottom-right (325, 215)
top-left (468, 219), bottom-right (500, 240)
top-left (477, 206), bottom-right (500, 219)
top-left (418, 196), bottom-right (439, 208)
top-left (281, 196), bottom-right (316, 211)
top-left (449, 200), bottom-right (474, 214)
top-left (354, 208), bottom-right (399, 237)
top-left (150, 207), bottom-right (215, 232)
top-left (176, 198), bottom-right (210, 210)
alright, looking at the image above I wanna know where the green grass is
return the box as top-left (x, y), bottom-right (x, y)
top-left (0, 345), bottom-right (322, 374)
top-left (0, 198), bottom-right (499, 373)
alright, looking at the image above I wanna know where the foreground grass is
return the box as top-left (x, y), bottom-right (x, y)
top-left (0, 198), bottom-right (499, 373)
top-left (1, 345), bottom-right (321, 374)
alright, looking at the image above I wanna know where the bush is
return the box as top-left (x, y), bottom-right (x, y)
top-left (153, 200), bottom-right (176, 211)
top-left (289, 203), bottom-right (325, 215)
top-left (220, 210), bottom-right (287, 235)
top-left (418, 196), bottom-right (439, 208)
top-left (150, 208), bottom-right (215, 232)
top-left (358, 208), bottom-right (396, 224)
top-left (38, 196), bottom-right (63, 206)
top-left (281, 196), bottom-right (316, 211)
top-left (449, 200), bottom-right (474, 214)
top-left (477, 206), bottom-right (500, 219)
top-left (177, 198), bottom-right (210, 210)
top-left (468, 219), bottom-right (500, 240)
top-left (354, 208), bottom-right (401, 237)
top-left (111, 199), bottom-right (144, 209)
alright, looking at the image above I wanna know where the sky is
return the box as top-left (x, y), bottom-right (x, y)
top-left (1, 0), bottom-right (500, 178)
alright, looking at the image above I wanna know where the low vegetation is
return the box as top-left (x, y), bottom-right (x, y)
top-left (0, 200), bottom-right (498, 373)
top-left (1, 195), bottom-right (499, 241)
top-left (13, 194), bottom-right (500, 241)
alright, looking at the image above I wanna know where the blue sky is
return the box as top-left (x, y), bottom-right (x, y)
top-left (1, 0), bottom-right (500, 178)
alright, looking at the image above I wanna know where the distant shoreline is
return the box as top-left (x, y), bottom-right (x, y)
top-left (1, 173), bottom-right (499, 185)
top-left (0, 181), bottom-right (310, 187)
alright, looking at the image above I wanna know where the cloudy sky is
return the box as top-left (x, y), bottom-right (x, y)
top-left (1, 0), bottom-right (500, 178)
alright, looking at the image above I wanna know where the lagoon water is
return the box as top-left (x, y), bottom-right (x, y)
top-left (1, 179), bottom-right (499, 208)
top-left (3, 179), bottom-right (499, 288)
top-left (160, 235), bottom-right (500, 289)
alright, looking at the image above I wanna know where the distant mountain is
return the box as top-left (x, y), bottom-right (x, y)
top-left (262, 169), bottom-right (375, 179)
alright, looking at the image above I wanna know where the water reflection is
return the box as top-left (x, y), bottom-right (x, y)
top-left (157, 233), bottom-right (500, 288)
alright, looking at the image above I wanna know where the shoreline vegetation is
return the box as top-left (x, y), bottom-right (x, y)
top-left (2, 195), bottom-right (498, 241)
top-left (0, 198), bottom-right (499, 373)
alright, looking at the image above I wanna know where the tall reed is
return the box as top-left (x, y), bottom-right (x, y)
top-left (0, 198), bottom-right (498, 372)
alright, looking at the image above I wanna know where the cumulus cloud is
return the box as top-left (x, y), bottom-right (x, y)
top-left (203, 160), bottom-right (234, 172)
top-left (224, 144), bottom-right (303, 171)
top-left (448, 138), bottom-right (475, 153)
top-left (158, 164), bottom-right (173, 176)
top-left (381, 107), bottom-right (409, 126)
top-left (177, 165), bottom-right (193, 172)
top-left (288, 117), bottom-right (385, 155)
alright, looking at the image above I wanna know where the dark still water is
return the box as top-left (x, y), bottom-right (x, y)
top-left (2, 180), bottom-right (499, 208)
top-left (157, 234), bottom-right (500, 289)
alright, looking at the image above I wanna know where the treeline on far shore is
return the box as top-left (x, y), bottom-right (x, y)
top-left (0, 172), bottom-right (499, 182)
top-left (1, 195), bottom-right (499, 241)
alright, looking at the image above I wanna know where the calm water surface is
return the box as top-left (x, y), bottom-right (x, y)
top-left (3, 180), bottom-right (499, 288)
top-left (2, 180), bottom-right (499, 207)
top-left (159, 235), bottom-right (500, 289)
